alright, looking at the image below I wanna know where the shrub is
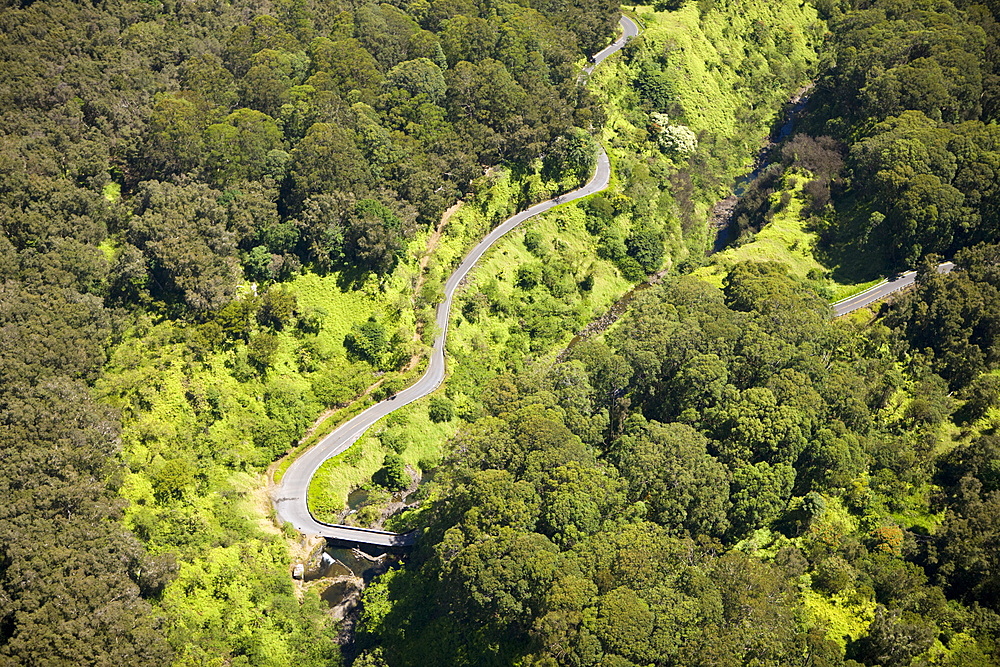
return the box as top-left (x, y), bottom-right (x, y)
top-left (246, 333), bottom-right (279, 371)
top-left (524, 228), bottom-right (546, 256)
top-left (380, 428), bottom-right (408, 454)
top-left (428, 396), bottom-right (454, 422)
top-left (373, 454), bottom-right (409, 491)
top-left (346, 319), bottom-right (388, 365)
top-left (813, 556), bottom-right (856, 594)
top-left (516, 264), bottom-right (543, 289)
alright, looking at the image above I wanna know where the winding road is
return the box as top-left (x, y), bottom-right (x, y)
top-left (273, 16), bottom-right (640, 547)
top-left (831, 262), bottom-right (955, 317)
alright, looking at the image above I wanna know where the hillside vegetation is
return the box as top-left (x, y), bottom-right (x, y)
top-left (588, 0), bottom-right (822, 266)
top-left (0, 0), bottom-right (619, 661)
top-left (719, 0), bottom-right (1000, 284)
top-left (354, 254), bottom-right (1000, 666)
top-left (5, 0), bottom-right (1000, 663)
top-left (316, 0), bottom-right (826, 516)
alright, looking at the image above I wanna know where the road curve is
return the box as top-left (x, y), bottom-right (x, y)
top-left (273, 17), bottom-right (637, 546)
top-left (587, 15), bottom-right (639, 74)
top-left (832, 262), bottom-right (955, 317)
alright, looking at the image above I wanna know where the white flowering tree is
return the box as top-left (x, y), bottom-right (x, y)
top-left (651, 112), bottom-right (698, 157)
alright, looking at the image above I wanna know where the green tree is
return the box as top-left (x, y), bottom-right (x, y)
top-left (181, 53), bottom-right (239, 109)
top-left (537, 462), bottom-right (624, 548)
top-left (203, 108), bottom-right (284, 186)
top-left (440, 527), bottom-right (559, 630)
top-left (141, 92), bottom-right (207, 178)
top-left (428, 395), bottom-right (454, 422)
top-left (345, 319), bottom-right (388, 366)
top-left (612, 416), bottom-right (730, 537)
top-left (385, 57), bottom-right (447, 102)
top-left (729, 462), bottom-right (795, 537)
top-left (129, 181), bottom-right (242, 311)
top-left (596, 587), bottom-right (655, 663)
top-left (849, 606), bottom-right (936, 667)
top-left (247, 332), bottom-right (279, 371)
top-left (374, 453), bottom-right (410, 491)
top-left (344, 198), bottom-right (410, 275)
top-left (259, 287), bottom-right (297, 329)
top-left (543, 127), bottom-right (598, 183)
top-left (289, 122), bottom-right (371, 207)
top-left (307, 37), bottom-right (384, 98)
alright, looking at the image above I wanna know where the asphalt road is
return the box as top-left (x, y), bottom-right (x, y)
top-left (587, 15), bottom-right (640, 74)
top-left (273, 17), bottom-right (637, 546)
top-left (831, 262), bottom-right (955, 317)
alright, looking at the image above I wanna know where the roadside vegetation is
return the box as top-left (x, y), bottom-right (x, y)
top-left (343, 0), bottom-right (1000, 664)
top-left (5, 0), bottom-right (1000, 663)
top-left (311, 0), bottom-right (830, 525)
top-left (0, 0), bottom-right (619, 661)
top-left (353, 252), bottom-right (1000, 666)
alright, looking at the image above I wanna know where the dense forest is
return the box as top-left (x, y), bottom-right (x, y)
top-left (351, 0), bottom-right (1000, 665)
top-left (3, 0), bottom-right (1000, 664)
top-left (0, 0), bottom-right (617, 662)
top-left (726, 0), bottom-right (1000, 278)
top-left (357, 254), bottom-right (1000, 665)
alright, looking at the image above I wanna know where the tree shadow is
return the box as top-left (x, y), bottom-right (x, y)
top-left (333, 262), bottom-right (372, 292)
top-left (810, 197), bottom-right (891, 285)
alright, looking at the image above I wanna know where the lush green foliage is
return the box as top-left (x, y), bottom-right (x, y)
top-left (0, 286), bottom-right (170, 663)
top-left (0, 0), bottom-right (618, 660)
top-left (587, 0), bottom-right (822, 266)
top-left (355, 264), bottom-right (1000, 665)
top-left (731, 0), bottom-right (1000, 279)
top-left (7, 0), bottom-right (1000, 662)
top-left (888, 245), bottom-right (1000, 391)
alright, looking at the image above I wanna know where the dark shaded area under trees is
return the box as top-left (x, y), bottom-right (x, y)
top-left (0, 0), bottom-right (617, 660)
top-left (352, 261), bottom-right (1000, 665)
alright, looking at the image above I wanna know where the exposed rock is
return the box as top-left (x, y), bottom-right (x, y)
top-left (303, 540), bottom-right (330, 580)
top-left (708, 194), bottom-right (739, 231)
top-left (352, 548), bottom-right (387, 564)
top-left (324, 576), bottom-right (365, 623)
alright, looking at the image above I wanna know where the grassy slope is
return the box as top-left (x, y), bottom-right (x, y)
top-left (448, 202), bottom-right (633, 359)
top-left (308, 396), bottom-right (460, 523)
top-left (693, 173), bottom-right (881, 301)
top-left (309, 189), bottom-right (634, 523)
top-left (599, 1), bottom-right (822, 218)
top-left (597, 3), bottom-right (889, 304)
top-left (307, 1), bottom-right (835, 519)
top-left (101, 1), bottom-right (860, 660)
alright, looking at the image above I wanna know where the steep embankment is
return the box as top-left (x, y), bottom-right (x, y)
top-left (589, 1), bottom-right (823, 263)
top-left (304, 0), bottom-right (828, 529)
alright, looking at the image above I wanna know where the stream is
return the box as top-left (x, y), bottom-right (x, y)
top-left (306, 545), bottom-right (393, 584)
top-left (709, 86), bottom-right (813, 254)
top-left (304, 543), bottom-right (402, 618)
top-left (561, 85), bottom-right (815, 356)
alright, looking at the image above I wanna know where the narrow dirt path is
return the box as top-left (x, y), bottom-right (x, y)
top-left (402, 200), bottom-right (463, 373)
top-left (293, 200), bottom-right (464, 447)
